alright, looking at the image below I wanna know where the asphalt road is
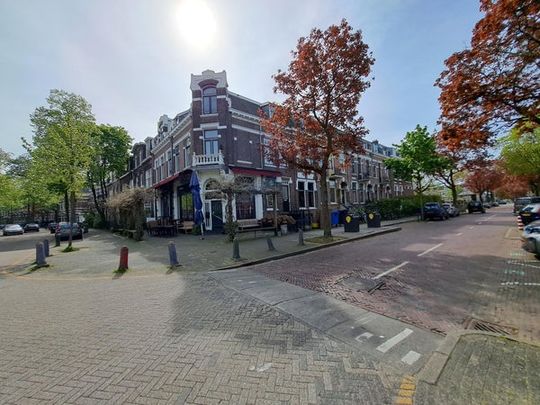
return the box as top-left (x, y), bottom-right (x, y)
top-left (249, 206), bottom-right (540, 342)
top-left (0, 228), bottom-right (56, 273)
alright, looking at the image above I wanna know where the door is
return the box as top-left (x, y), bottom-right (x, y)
top-left (210, 200), bottom-right (224, 233)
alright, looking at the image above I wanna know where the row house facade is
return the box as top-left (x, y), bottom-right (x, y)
top-left (109, 70), bottom-right (412, 233)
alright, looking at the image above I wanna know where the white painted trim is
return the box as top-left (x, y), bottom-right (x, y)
top-left (236, 160), bottom-right (252, 164)
top-left (231, 124), bottom-right (262, 135)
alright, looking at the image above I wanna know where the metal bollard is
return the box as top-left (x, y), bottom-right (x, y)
top-left (232, 237), bottom-right (241, 260)
top-left (43, 239), bottom-right (50, 257)
top-left (298, 229), bottom-right (305, 246)
top-left (55, 232), bottom-right (61, 247)
top-left (168, 241), bottom-right (180, 267)
top-left (266, 235), bottom-right (276, 251)
top-left (35, 242), bottom-right (47, 267)
top-left (118, 246), bottom-right (129, 272)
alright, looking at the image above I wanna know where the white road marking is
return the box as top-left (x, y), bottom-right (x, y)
top-left (356, 313), bottom-right (376, 325)
top-left (401, 351), bottom-right (422, 365)
top-left (469, 226), bottom-right (474, 229)
top-left (376, 328), bottom-right (413, 353)
top-left (248, 281), bottom-right (257, 284)
top-left (501, 282), bottom-right (540, 286)
top-left (509, 262), bottom-right (540, 269)
top-left (373, 261), bottom-right (409, 279)
top-left (418, 243), bottom-right (443, 257)
top-left (355, 332), bottom-right (373, 342)
top-left (455, 232), bottom-right (463, 236)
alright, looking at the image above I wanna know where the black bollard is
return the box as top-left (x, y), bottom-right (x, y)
top-left (35, 242), bottom-right (48, 267)
top-left (43, 239), bottom-right (50, 257)
top-left (55, 232), bottom-right (61, 247)
top-left (298, 229), bottom-right (305, 246)
top-left (266, 235), bottom-right (276, 251)
top-left (232, 237), bottom-right (241, 260)
top-left (168, 241), bottom-right (180, 267)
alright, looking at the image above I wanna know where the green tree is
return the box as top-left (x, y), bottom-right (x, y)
top-left (499, 124), bottom-right (540, 194)
top-left (87, 124), bottom-right (132, 226)
top-left (385, 125), bottom-right (444, 219)
top-left (26, 90), bottom-right (95, 248)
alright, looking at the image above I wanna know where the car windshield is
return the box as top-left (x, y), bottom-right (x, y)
top-left (5, 225), bottom-right (19, 230)
top-left (516, 198), bottom-right (531, 205)
top-left (521, 204), bottom-right (540, 212)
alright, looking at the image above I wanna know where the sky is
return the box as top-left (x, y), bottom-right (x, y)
top-left (0, 0), bottom-right (482, 156)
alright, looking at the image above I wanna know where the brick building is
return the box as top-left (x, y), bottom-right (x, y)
top-left (110, 69), bottom-right (412, 232)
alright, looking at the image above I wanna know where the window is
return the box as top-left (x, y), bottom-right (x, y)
top-left (179, 193), bottom-right (194, 221)
top-left (266, 193), bottom-right (274, 210)
top-left (235, 177), bottom-right (255, 219)
top-left (351, 181), bottom-right (358, 203)
top-left (184, 144), bottom-right (191, 168)
top-left (202, 87), bottom-right (217, 114)
top-left (359, 184), bottom-right (365, 203)
top-left (173, 145), bottom-right (180, 173)
top-left (145, 170), bottom-right (152, 188)
top-left (298, 180), bottom-right (316, 209)
top-left (329, 181), bottom-right (337, 204)
top-left (203, 130), bottom-right (219, 155)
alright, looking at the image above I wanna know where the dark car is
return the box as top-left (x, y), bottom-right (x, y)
top-left (3, 224), bottom-right (24, 236)
top-left (23, 223), bottom-right (40, 232)
top-left (56, 222), bottom-right (83, 240)
top-left (424, 202), bottom-right (449, 220)
top-left (468, 200), bottom-right (486, 214)
top-left (48, 222), bottom-right (58, 233)
top-left (514, 196), bottom-right (540, 215)
top-left (518, 204), bottom-right (540, 227)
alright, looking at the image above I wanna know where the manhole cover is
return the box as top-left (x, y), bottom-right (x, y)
top-left (463, 318), bottom-right (518, 336)
top-left (341, 276), bottom-right (385, 293)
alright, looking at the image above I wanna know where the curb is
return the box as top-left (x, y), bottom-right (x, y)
top-left (416, 330), bottom-right (540, 386)
top-left (212, 226), bottom-right (402, 272)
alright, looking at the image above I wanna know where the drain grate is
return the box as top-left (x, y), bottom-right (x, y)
top-left (463, 317), bottom-right (518, 336)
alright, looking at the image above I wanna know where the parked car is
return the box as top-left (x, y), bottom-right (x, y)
top-left (521, 220), bottom-right (540, 257)
top-left (78, 222), bottom-right (89, 234)
top-left (0, 224), bottom-right (5, 230)
top-left (497, 199), bottom-right (507, 205)
top-left (514, 196), bottom-right (540, 214)
top-left (491, 201), bottom-right (499, 207)
top-left (48, 222), bottom-right (57, 233)
top-left (442, 203), bottom-right (460, 217)
top-left (23, 223), bottom-right (40, 232)
top-left (483, 202), bottom-right (492, 209)
top-left (468, 200), bottom-right (486, 214)
top-left (56, 222), bottom-right (83, 240)
top-left (3, 224), bottom-right (24, 236)
top-left (424, 202), bottom-right (449, 220)
top-left (518, 204), bottom-right (540, 227)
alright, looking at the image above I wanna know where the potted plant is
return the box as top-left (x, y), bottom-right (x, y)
top-left (277, 215), bottom-right (295, 235)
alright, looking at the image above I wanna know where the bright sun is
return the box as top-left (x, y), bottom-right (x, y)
top-left (175, 0), bottom-right (217, 49)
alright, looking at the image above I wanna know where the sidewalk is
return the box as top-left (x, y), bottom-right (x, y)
top-left (18, 218), bottom-right (412, 278)
top-left (415, 333), bottom-right (540, 404)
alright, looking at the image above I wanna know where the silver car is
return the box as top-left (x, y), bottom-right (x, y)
top-left (442, 203), bottom-right (459, 217)
top-left (521, 220), bottom-right (540, 257)
top-left (3, 224), bottom-right (24, 236)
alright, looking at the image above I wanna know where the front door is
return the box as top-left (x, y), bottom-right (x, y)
top-left (210, 200), bottom-right (223, 233)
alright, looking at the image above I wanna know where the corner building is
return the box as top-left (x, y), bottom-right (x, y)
top-left (114, 70), bottom-right (412, 232)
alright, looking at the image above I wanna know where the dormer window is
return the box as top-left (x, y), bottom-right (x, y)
top-left (202, 87), bottom-right (217, 114)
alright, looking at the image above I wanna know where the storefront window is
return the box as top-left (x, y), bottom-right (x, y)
top-left (178, 193), bottom-right (194, 221)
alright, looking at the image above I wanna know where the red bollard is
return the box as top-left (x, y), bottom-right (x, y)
top-left (118, 246), bottom-right (129, 272)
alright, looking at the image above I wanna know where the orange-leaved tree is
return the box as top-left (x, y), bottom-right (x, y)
top-left (260, 19), bottom-right (374, 237)
top-left (464, 159), bottom-right (502, 202)
top-left (436, 0), bottom-right (540, 151)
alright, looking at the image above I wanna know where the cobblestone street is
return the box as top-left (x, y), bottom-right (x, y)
top-left (0, 273), bottom-right (400, 404)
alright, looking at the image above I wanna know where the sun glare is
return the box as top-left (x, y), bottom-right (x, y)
top-left (175, 0), bottom-right (217, 50)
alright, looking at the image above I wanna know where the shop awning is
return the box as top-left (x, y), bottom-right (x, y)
top-left (230, 167), bottom-right (281, 177)
top-left (153, 173), bottom-right (179, 189)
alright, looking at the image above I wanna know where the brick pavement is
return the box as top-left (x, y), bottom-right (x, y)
top-left (415, 334), bottom-right (540, 404)
top-left (0, 273), bottom-right (401, 404)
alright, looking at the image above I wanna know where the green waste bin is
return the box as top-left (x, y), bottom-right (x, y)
top-left (343, 215), bottom-right (360, 232)
top-left (366, 212), bottom-right (381, 228)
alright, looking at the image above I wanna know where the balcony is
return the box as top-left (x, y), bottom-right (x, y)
top-left (192, 152), bottom-right (224, 167)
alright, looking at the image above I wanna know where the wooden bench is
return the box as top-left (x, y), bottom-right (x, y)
top-left (177, 221), bottom-right (194, 234)
top-left (237, 219), bottom-right (275, 237)
top-left (123, 229), bottom-right (138, 239)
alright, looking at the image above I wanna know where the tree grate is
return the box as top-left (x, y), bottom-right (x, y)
top-left (463, 317), bottom-right (518, 336)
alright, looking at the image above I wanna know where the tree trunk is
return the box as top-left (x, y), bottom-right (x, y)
top-left (68, 191), bottom-right (76, 248)
top-left (90, 183), bottom-right (106, 226)
top-left (319, 171), bottom-right (331, 237)
top-left (64, 191), bottom-right (69, 222)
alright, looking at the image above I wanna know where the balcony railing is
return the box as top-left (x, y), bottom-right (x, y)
top-left (192, 152), bottom-right (224, 167)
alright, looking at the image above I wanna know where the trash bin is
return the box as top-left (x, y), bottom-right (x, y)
top-left (338, 209), bottom-right (348, 225)
top-left (331, 210), bottom-right (339, 227)
top-left (366, 212), bottom-right (381, 228)
top-left (343, 215), bottom-right (360, 232)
